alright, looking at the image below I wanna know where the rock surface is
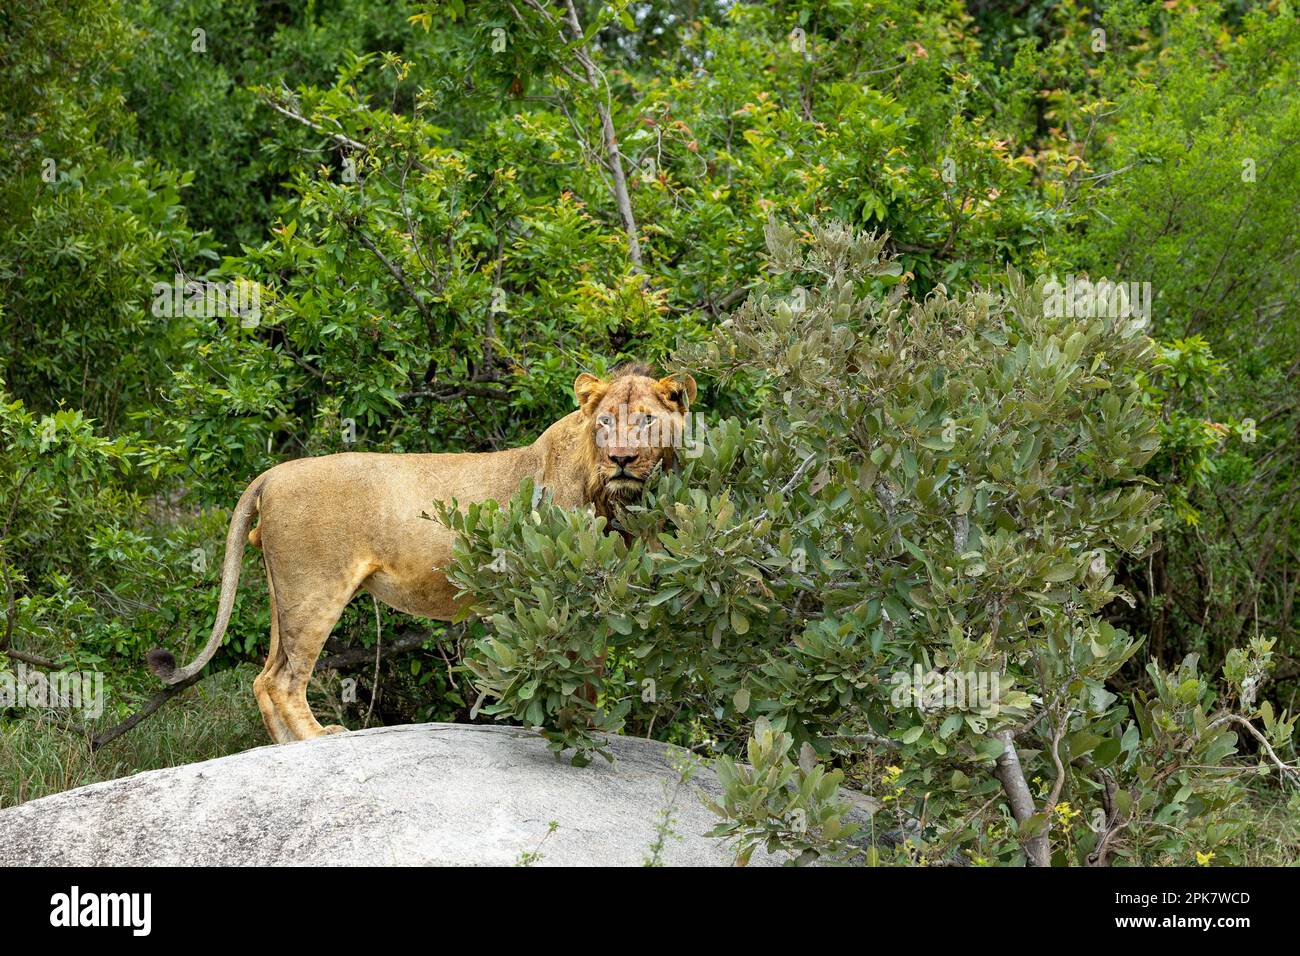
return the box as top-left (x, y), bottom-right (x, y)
top-left (0, 723), bottom-right (819, 866)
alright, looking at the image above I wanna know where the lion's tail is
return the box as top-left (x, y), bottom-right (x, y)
top-left (146, 472), bottom-right (270, 685)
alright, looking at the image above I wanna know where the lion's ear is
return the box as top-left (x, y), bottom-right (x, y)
top-left (657, 374), bottom-right (697, 412)
top-left (574, 372), bottom-right (608, 413)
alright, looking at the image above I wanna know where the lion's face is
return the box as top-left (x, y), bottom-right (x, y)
top-left (574, 365), bottom-right (698, 505)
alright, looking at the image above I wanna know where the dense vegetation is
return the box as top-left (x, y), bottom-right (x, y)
top-left (2, 0), bottom-right (1297, 865)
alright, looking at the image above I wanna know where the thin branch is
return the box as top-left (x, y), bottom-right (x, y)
top-left (91, 668), bottom-right (209, 750)
top-left (558, 0), bottom-right (643, 268)
top-left (819, 731), bottom-right (901, 750)
top-left (92, 629), bottom-right (438, 751)
top-left (261, 96), bottom-right (368, 153)
top-left (1044, 716), bottom-right (1069, 812)
top-left (1087, 770), bottom-right (1128, 866)
top-left (2, 648), bottom-right (58, 669)
top-left (0, 466), bottom-right (35, 652)
top-left (316, 628), bottom-right (432, 670)
top-left (1208, 713), bottom-right (1300, 784)
top-left (353, 228), bottom-right (432, 320)
top-left (397, 382), bottom-right (512, 402)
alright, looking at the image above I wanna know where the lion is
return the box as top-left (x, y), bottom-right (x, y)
top-left (146, 362), bottom-right (697, 743)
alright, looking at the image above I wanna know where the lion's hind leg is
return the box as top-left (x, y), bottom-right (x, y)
top-left (257, 556), bottom-right (375, 742)
top-left (253, 565), bottom-right (295, 743)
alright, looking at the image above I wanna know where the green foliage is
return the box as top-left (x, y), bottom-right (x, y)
top-left (434, 481), bottom-right (634, 762)
top-left (445, 223), bottom-right (1156, 741)
top-left (707, 717), bottom-right (860, 867)
top-left (1, 0), bottom-right (1296, 864)
top-left (0, 382), bottom-right (259, 698)
top-left (438, 223), bottom-right (1289, 863)
top-left (1038, 0), bottom-right (1300, 680)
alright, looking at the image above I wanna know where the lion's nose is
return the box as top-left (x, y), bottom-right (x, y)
top-left (609, 453), bottom-right (637, 468)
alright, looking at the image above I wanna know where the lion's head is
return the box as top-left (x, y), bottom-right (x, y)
top-left (574, 361), bottom-right (698, 513)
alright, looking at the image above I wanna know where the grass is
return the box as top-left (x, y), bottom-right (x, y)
top-left (1232, 787), bottom-right (1300, 866)
top-left (0, 657), bottom-right (435, 810)
top-left (0, 664), bottom-right (266, 809)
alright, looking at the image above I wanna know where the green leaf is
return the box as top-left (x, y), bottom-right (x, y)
top-left (1044, 563), bottom-right (1076, 583)
top-left (647, 586), bottom-right (682, 606)
top-left (976, 737), bottom-right (1006, 761)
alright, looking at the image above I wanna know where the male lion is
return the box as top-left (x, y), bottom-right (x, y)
top-left (147, 362), bottom-right (696, 743)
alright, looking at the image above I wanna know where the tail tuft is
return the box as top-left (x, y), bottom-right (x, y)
top-left (146, 648), bottom-right (178, 682)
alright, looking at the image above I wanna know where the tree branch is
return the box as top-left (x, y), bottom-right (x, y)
top-left (2, 648), bottom-right (59, 669)
top-left (0, 466), bottom-right (35, 653)
top-left (91, 668), bottom-right (210, 750)
top-left (397, 382), bottom-right (512, 402)
top-left (353, 228), bottom-right (432, 321)
top-left (558, 0), bottom-right (643, 269)
top-left (316, 627), bottom-right (433, 671)
top-left (90, 629), bottom-right (439, 751)
top-left (1208, 713), bottom-right (1300, 784)
top-left (261, 96), bottom-right (368, 153)
top-left (1087, 770), bottom-right (1127, 866)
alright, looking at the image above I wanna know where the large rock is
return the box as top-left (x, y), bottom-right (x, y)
top-left (0, 723), bottom-right (841, 866)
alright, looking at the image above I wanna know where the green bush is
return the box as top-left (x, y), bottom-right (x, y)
top-left (439, 222), bottom-right (1293, 865)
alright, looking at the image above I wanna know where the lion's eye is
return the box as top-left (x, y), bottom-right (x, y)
top-left (597, 415), bottom-right (614, 428)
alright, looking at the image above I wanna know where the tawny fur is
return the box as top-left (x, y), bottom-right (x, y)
top-left (148, 365), bottom-right (696, 743)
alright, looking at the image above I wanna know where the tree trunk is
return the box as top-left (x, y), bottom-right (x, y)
top-left (993, 730), bottom-right (1051, 866)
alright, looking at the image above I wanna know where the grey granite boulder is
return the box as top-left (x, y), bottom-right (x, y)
top-left (0, 723), bottom-right (851, 866)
